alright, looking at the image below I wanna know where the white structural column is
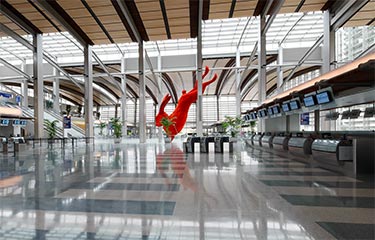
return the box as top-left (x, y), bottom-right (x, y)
top-left (196, 0), bottom-right (203, 137)
top-left (258, 14), bottom-right (267, 132)
top-left (157, 53), bottom-right (163, 142)
top-left (277, 46), bottom-right (283, 93)
top-left (121, 56), bottom-right (127, 138)
top-left (33, 34), bottom-right (44, 138)
top-left (20, 61), bottom-right (28, 108)
top-left (52, 67), bottom-right (60, 113)
top-left (322, 10), bottom-right (335, 74)
top-left (235, 48), bottom-right (241, 116)
top-left (84, 45), bottom-right (94, 143)
top-left (138, 41), bottom-right (146, 143)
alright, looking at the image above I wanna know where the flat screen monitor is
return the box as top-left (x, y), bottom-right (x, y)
top-left (289, 100), bottom-right (300, 110)
top-left (272, 106), bottom-right (280, 114)
top-left (0, 119), bottom-right (9, 126)
top-left (282, 103), bottom-right (290, 112)
top-left (20, 120), bottom-right (27, 126)
top-left (262, 109), bottom-right (268, 117)
top-left (316, 91), bottom-right (333, 104)
top-left (268, 108), bottom-right (274, 115)
top-left (252, 112), bottom-right (257, 119)
top-left (349, 109), bottom-right (361, 119)
top-left (303, 95), bottom-right (316, 107)
top-left (364, 107), bottom-right (375, 118)
top-left (13, 119), bottom-right (20, 125)
top-left (341, 110), bottom-right (350, 119)
top-left (258, 110), bottom-right (263, 118)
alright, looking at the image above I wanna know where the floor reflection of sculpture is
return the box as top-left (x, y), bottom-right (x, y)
top-left (156, 144), bottom-right (217, 207)
top-left (155, 66), bottom-right (218, 141)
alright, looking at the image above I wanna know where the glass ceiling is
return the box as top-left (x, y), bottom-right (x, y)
top-left (0, 11), bottom-right (323, 66)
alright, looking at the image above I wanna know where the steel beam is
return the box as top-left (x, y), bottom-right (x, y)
top-left (115, 0), bottom-right (142, 43)
top-left (53, 68), bottom-right (60, 113)
top-left (0, 57), bottom-right (31, 81)
top-left (322, 10), bottom-right (335, 74)
top-left (258, 14), bottom-right (266, 132)
top-left (235, 48), bottom-right (241, 116)
top-left (33, 34), bottom-right (44, 139)
top-left (331, 0), bottom-right (369, 30)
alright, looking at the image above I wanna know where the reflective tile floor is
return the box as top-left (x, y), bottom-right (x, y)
top-left (0, 139), bottom-right (374, 239)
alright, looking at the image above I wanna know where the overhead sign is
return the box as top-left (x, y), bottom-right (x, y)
top-left (300, 113), bottom-right (310, 125)
top-left (63, 116), bottom-right (71, 129)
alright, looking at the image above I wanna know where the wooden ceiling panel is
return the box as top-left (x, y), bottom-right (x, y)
top-left (89, 5), bottom-right (118, 15)
top-left (279, 6), bottom-right (297, 14)
top-left (344, 19), bottom-right (372, 28)
top-left (136, 1), bottom-right (162, 12)
top-left (62, 8), bottom-right (92, 18)
top-left (103, 23), bottom-right (127, 31)
top-left (233, 9), bottom-right (255, 18)
top-left (56, 0), bottom-right (85, 10)
top-left (143, 19), bottom-right (168, 28)
top-left (164, 0), bottom-right (189, 11)
top-left (149, 35), bottom-right (169, 41)
top-left (146, 27), bottom-right (167, 35)
top-left (73, 17), bottom-right (98, 28)
top-left (96, 15), bottom-right (122, 24)
top-left (10, 3), bottom-right (38, 14)
top-left (210, 2), bottom-right (232, 13)
top-left (138, 11), bottom-right (164, 21)
top-left (81, 24), bottom-right (105, 33)
top-left (166, 9), bottom-right (190, 18)
top-left (110, 31), bottom-right (132, 38)
top-left (87, 32), bottom-right (107, 39)
top-left (169, 25), bottom-right (190, 34)
top-left (300, 4), bottom-right (325, 12)
top-left (361, 1), bottom-right (375, 11)
top-left (85, 0), bottom-right (111, 7)
top-left (169, 33), bottom-right (190, 39)
top-left (168, 17), bottom-right (189, 27)
top-left (210, 12), bottom-right (232, 19)
top-left (21, 12), bottom-right (48, 21)
top-left (93, 38), bottom-right (111, 45)
top-left (351, 11), bottom-right (374, 21)
top-left (113, 37), bottom-right (132, 43)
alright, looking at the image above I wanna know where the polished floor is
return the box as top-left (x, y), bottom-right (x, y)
top-left (0, 138), bottom-right (374, 240)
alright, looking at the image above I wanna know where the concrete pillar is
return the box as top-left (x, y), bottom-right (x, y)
top-left (138, 41), bottom-right (146, 143)
top-left (52, 68), bottom-right (60, 113)
top-left (258, 14), bottom-right (267, 132)
top-left (121, 56), bottom-right (128, 138)
top-left (84, 45), bottom-right (94, 143)
top-left (33, 34), bottom-right (44, 138)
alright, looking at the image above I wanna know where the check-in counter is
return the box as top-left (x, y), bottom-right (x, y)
top-left (273, 136), bottom-right (290, 151)
top-left (288, 137), bottom-right (313, 156)
top-left (311, 139), bottom-right (353, 163)
top-left (252, 134), bottom-right (264, 146)
top-left (261, 134), bottom-right (274, 148)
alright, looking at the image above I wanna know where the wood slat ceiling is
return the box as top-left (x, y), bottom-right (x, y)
top-left (344, 1), bottom-right (375, 27)
top-left (0, 0), bottom-right (372, 45)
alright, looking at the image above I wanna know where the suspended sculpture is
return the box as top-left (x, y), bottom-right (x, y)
top-left (155, 66), bottom-right (218, 141)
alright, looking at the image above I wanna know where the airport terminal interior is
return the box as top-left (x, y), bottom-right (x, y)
top-left (0, 0), bottom-right (374, 239)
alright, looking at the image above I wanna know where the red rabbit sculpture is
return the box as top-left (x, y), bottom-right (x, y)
top-left (155, 66), bottom-right (218, 141)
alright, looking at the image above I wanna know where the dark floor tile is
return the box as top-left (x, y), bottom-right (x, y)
top-left (281, 195), bottom-right (375, 208)
top-left (317, 222), bottom-right (375, 240)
